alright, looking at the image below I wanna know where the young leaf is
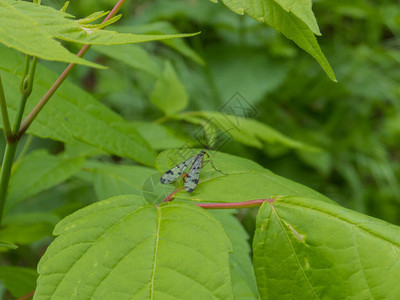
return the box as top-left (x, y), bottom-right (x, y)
top-left (35, 195), bottom-right (233, 299)
top-left (150, 61), bottom-right (189, 115)
top-left (211, 0), bottom-right (336, 81)
top-left (6, 150), bottom-right (85, 213)
top-left (253, 196), bottom-right (400, 299)
top-left (271, 0), bottom-right (320, 35)
top-left (0, 266), bottom-right (37, 298)
top-left (0, 240), bottom-right (17, 250)
top-left (0, 45), bottom-right (156, 166)
top-left (156, 150), bottom-right (334, 204)
top-left (0, 0), bottom-right (199, 66)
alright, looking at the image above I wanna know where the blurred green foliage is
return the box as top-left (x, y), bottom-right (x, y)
top-left (1, 0), bottom-right (400, 298)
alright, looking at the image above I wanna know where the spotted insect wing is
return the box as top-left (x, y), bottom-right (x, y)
top-left (184, 152), bottom-right (205, 192)
top-left (160, 155), bottom-right (197, 184)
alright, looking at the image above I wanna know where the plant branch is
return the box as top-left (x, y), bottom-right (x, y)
top-left (162, 187), bottom-right (277, 209)
top-left (0, 55), bottom-right (39, 225)
top-left (0, 142), bottom-right (18, 224)
top-left (18, 0), bottom-right (127, 138)
top-left (14, 57), bottom-right (38, 133)
top-left (0, 75), bottom-right (12, 142)
top-left (195, 198), bottom-right (276, 209)
top-left (162, 188), bottom-right (183, 202)
top-left (17, 290), bottom-right (35, 300)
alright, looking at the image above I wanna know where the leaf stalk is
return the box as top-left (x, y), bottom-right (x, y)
top-left (163, 187), bottom-right (276, 209)
top-left (195, 198), bottom-right (275, 209)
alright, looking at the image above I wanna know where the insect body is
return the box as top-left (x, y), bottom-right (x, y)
top-left (160, 150), bottom-right (221, 192)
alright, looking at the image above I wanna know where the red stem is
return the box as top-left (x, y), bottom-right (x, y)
top-left (162, 189), bottom-right (276, 209)
top-left (18, 0), bottom-right (127, 138)
top-left (162, 188), bottom-right (183, 202)
top-left (17, 290), bottom-right (35, 300)
top-left (195, 198), bottom-right (275, 209)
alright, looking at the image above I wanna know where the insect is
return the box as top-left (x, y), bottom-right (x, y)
top-left (160, 150), bottom-right (224, 192)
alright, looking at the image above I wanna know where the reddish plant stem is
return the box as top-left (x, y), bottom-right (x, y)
top-left (162, 190), bottom-right (276, 209)
top-left (195, 198), bottom-right (275, 209)
top-left (18, 0), bottom-right (127, 138)
top-left (162, 188), bottom-right (183, 202)
top-left (17, 290), bottom-right (35, 300)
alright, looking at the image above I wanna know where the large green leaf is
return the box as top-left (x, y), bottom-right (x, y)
top-left (150, 61), bottom-right (189, 115)
top-left (253, 196), bottom-right (400, 299)
top-left (211, 0), bottom-right (336, 81)
top-left (35, 195), bottom-right (233, 299)
top-left (0, 0), bottom-right (198, 66)
top-left (6, 150), bottom-right (85, 212)
top-left (0, 266), bottom-right (37, 298)
top-left (0, 45), bottom-right (156, 166)
top-left (156, 150), bottom-right (333, 204)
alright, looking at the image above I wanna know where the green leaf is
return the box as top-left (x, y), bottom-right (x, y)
top-left (0, 45), bottom-right (156, 166)
top-left (114, 23), bottom-right (205, 65)
top-left (82, 160), bottom-right (157, 201)
top-left (0, 212), bottom-right (59, 245)
top-left (253, 196), bottom-right (400, 299)
top-left (0, 240), bottom-right (17, 250)
top-left (6, 150), bottom-right (85, 212)
top-left (156, 150), bottom-right (334, 204)
top-left (0, 0), bottom-right (101, 68)
top-left (211, 210), bottom-right (260, 299)
top-left (0, 266), bottom-right (37, 298)
top-left (0, 0), bottom-right (199, 67)
top-left (179, 111), bottom-right (319, 152)
top-left (64, 141), bottom-right (106, 158)
top-left (150, 61), bottom-right (189, 115)
top-left (212, 0), bottom-right (336, 81)
top-left (93, 44), bottom-right (161, 77)
top-left (132, 121), bottom-right (191, 151)
top-left (272, 0), bottom-right (320, 35)
top-left (35, 195), bottom-right (233, 299)
top-left (204, 45), bottom-right (290, 105)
